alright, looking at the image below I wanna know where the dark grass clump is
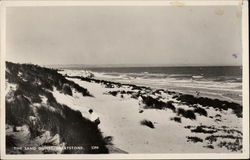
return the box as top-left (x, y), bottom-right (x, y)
top-left (15, 81), bottom-right (43, 103)
top-left (185, 125), bottom-right (240, 135)
top-left (62, 84), bottom-right (73, 96)
top-left (35, 104), bottom-right (109, 154)
top-left (205, 135), bottom-right (218, 144)
top-left (190, 126), bottom-right (217, 134)
top-left (218, 140), bottom-right (242, 152)
top-left (223, 129), bottom-right (243, 135)
top-left (6, 135), bottom-right (17, 148)
top-left (170, 117), bottom-right (181, 123)
top-left (166, 101), bottom-right (176, 112)
top-left (186, 110), bottom-right (196, 120)
top-left (186, 136), bottom-right (203, 143)
top-left (194, 107), bottom-right (208, 117)
top-left (108, 91), bottom-right (119, 96)
top-left (140, 96), bottom-right (176, 113)
top-left (141, 96), bottom-right (166, 110)
top-left (177, 108), bottom-right (196, 120)
top-left (6, 95), bottom-right (33, 126)
top-left (205, 135), bottom-right (242, 143)
top-left (140, 120), bottom-right (155, 129)
top-left (203, 145), bottom-right (214, 149)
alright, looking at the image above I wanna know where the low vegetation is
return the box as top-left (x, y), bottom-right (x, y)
top-left (190, 126), bottom-right (217, 134)
top-left (218, 141), bottom-right (242, 152)
top-left (177, 108), bottom-right (196, 120)
top-left (176, 94), bottom-right (242, 118)
top-left (170, 117), bottom-right (181, 123)
top-left (5, 62), bottom-right (108, 154)
top-left (186, 136), bottom-right (203, 143)
top-left (140, 120), bottom-right (155, 129)
top-left (6, 62), bottom-right (92, 97)
top-left (203, 145), bottom-right (214, 149)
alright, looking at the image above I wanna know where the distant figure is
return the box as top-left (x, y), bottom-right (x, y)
top-left (138, 96), bottom-right (144, 113)
top-left (195, 91), bottom-right (200, 97)
top-left (89, 109), bottom-right (100, 126)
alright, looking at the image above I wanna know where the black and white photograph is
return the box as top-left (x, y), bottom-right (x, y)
top-left (0, 0), bottom-right (249, 159)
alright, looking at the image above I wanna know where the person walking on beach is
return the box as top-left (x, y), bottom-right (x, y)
top-left (138, 96), bottom-right (144, 113)
top-left (89, 109), bottom-right (100, 126)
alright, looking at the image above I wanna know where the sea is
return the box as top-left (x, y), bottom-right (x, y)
top-left (63, 66), bottom-right (242, 104)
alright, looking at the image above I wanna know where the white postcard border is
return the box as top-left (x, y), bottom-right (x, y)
top-left (0, 1), bottom-right (249, 159)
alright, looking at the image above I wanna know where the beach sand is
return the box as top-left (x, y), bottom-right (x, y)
top-left (52, 71), bottom-right (242, 153)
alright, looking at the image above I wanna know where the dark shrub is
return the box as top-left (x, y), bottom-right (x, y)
top-left (170, 117), bottom-right (181, 123)
top-left (62, 84), bottom-right (73, 96)
top-left (6, 95), bottom-right (32, 126)
top-left (108, 91), bottom-right (118, 96)
top-left (6, 135), bottom-right (17, 148)
top-left (36, 105), bottom-right (109, 153)
top-left (203, 145), bottom-right (214, 149)
top-left (205, 135), bottom-right (218, 143)
top-left (177, 108), bottom-right (196, 120)
top-left (186, 110), bottom-right (196, 120)
top-left (191, 126), bottom-right (217, 134)
top-left (140, 120), bottom-right (155, 129)
top-left (186, 136), bottom-right (203, 143)
top-left (218, 140), bottom-right (242, 152)
top-left (166, 101), bottom-right (176, 112)
top-left (194, 107), bottom-right (208, 117)
top-left (177, 108), bottom-right (185, 116)
top-left (141, 96), bottom-right (166, 109)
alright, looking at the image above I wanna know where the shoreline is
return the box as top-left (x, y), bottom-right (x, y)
top-left (61, 69), bottom-right (242, 105)
top-left (65, 75), bottom-right (243, 107)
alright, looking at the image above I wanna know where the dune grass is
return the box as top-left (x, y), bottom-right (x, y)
top-left (177, 108), bottom-right (196, 120)
top-left (140, 120), bottom-right (155, 129)
top-left (170, 117), bottom-right (181, 123)
top-left (186, 136), bottom-right (203, 143)
top-left (5, 62), bottom-right (108, 154)
top-left (177, 94), bottom-right (242, 118)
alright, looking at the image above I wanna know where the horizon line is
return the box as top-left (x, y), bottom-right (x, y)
top-left (5, 61), bottom-right (242, 68)
top-left (44, 64), bottom-right (242, 68)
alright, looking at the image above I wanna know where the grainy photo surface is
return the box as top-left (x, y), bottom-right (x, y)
top-left (1, 1), bottom-right (248, 158)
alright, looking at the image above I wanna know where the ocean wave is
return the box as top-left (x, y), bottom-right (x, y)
top-left (62, 69), bottom-right (242, 94)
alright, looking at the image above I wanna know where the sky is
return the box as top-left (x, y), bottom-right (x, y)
top-left (6, 6), bottom-right (242, 66)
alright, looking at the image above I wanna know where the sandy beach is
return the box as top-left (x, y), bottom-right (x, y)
top-left (53, 70), bottom-right (243, 153)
